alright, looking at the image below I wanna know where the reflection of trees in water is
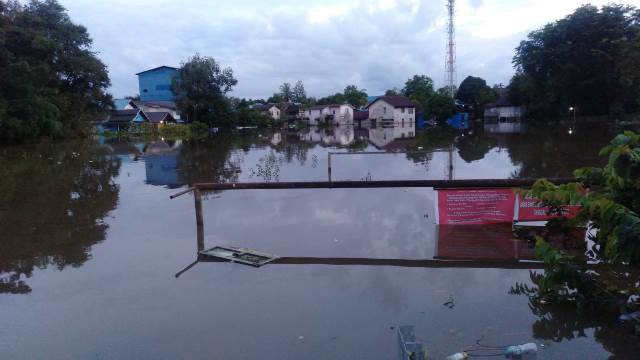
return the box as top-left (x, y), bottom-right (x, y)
top-left (177, 135), bottom-right (246, 185)
top-left (250, 131), bottom-right (315, 182)
top-left (404, 127), bottom-right (456, 171)
top-left (0, 140), bottom-right (121, 294)
top-left (505, 124), bottom-right (613, 178)
top-left (456, 134), bottom-right (497, 163)
top-left (511, 271), bottom-right (640, 358)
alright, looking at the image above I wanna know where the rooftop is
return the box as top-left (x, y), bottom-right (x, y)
top-left (366, 95), bottom-right (415, 108)
top-left (136, 66), bottom-right (178, 76)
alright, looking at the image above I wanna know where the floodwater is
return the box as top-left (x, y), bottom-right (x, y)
top-left (1, 122), bottom-right (639, 359)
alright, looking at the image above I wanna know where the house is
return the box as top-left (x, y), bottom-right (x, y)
top-left (353, 110), bottom-right (369, 127)
top-left (281, 103), bottom-right (302, 122)
top-left (103, 109), bottom-right (149, 131)
top-left (366, 95), bottom-right (416, 127)
top-left (304, 104), bottom-right (355, 126)
top-left (136, 66), bottom-right (178, 102)
top-left (145, 111), bottom-right (176, 125)
top-left (257, 103), bottom-right (281, 120)
top-left (125, 100), bottom-right (181, 121)
top-left (483, 87), bottom-right (525, 133)
top-left (303, 105), bottom-right (326, 124)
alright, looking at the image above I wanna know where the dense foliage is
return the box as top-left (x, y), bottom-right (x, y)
top-left (171, 54), bottom-right (237, 126)
top-left (455, 76), bottom-right (496, 109)
top-left (0, 0), bottom-right (113, 143)
top-left (514, 131), bottom-right (640, 314)
top-left (511, 4), bottom-right (640, 116)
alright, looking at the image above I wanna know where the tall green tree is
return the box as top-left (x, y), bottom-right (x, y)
top-left (343, 85), bottom-right (368, 108)
top-left (0, 0), bottom-right (113, 143)
top-left (455, 76), bottom-right (497, 107)
top-left (279, 82), bottom-right (293, 102)
top-left (512, 4), bottom-right (640, 116)
top-left (426, 93), bottom-right (456, 123)
top-left (292, 80), bottom-right (306, 104)
top-left (172, 54), bottom-right (237, 126)
top-left (402, 75), bottom-right (435, 112)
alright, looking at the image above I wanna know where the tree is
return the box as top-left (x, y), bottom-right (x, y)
top-left (512, 4), bottom-right (640, 116)
top-left (317, 93), bottom-right (346, 105)
top-left (279, 82), bottom-right (293, 102)
top-left (292, 81), bottom-right (306, 104)
top-left (0, 0), bottom-right (113, 143)
top-left (455, 76), bottom-right (497, 107)
top-left (425, 93), bottom-right (456, 123)
top-left (402, 75), bottom-right (434, 113)
top-left (343, 85), bottom-right (368, 108)
top-left (172, 54), bottom-right (237, 126)
top-left (385, 88), bottom-right (401, 96)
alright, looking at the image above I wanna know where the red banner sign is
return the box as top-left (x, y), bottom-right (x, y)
top-left (436, 189), bottom-right (516, 225)
top-left (516, 197), bottom-right (581, 221)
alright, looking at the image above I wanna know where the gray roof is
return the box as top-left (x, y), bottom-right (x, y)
top-left (145, 111), bottom-right (175, 124)
top-left (366, 96), bottom-right (415, 109)
top-left (106, 109), bottom-right (147, 124)
top-left (136, 66), bottom-right (178, 76)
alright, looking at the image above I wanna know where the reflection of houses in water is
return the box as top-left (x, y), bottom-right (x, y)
top-left (144, 140), bottom-right (182, 187)
top-left (301, 126), bottom-right (354, 146)
top-left (270, 132), bottom-right (282, 146)
top-left (102, 138), bottom-right (144, 163)
top-left (368, 124), bottom-right (415, 150)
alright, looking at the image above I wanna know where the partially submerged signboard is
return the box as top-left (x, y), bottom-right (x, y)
top-left (436, 188), bottom-right (582, 225)
top-left (436, 189), bottom-right (516, 225)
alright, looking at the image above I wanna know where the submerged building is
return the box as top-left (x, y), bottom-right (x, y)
top-left (484, 87), bottom-right (525, 133)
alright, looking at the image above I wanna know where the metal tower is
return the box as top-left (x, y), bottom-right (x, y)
top-left (445, 0), bottom-right (456, 98)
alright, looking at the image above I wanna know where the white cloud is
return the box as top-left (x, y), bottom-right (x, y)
top-left (57, 0), bottom-right (639, 99)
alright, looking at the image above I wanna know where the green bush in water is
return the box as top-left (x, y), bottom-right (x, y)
top-left (512, 131), bottom-right (640, 314)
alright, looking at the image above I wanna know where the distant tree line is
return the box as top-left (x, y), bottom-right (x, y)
top-left (0, 0), bottom-right (113, 144)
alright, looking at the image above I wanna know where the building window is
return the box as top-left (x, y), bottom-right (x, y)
top-left (402, 118), bottom-right (404, 127)
top-left (143, 89), bottom-right (148, 93)
top-left (383, 106), bottom-right (386, 114)
top-left (409, 108), bottom-right (414, 114)
top-left (401, 108), bottom-right (405, 113)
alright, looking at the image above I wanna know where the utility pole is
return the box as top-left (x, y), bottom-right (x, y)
top-left (445, 0), bottom-right (456, 98)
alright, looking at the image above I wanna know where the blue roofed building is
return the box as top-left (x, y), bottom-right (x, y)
top-left (137, 66), bottom-right (178, 102)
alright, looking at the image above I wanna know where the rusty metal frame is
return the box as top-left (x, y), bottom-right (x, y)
top-left (170, 177), bottom-right (577, 275)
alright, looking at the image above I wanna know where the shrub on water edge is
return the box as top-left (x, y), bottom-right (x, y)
top-left (511, 131), bottom-right (640, 319)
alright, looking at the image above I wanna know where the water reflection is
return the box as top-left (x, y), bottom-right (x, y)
top-left (0, 140), bottom-right (121, 294)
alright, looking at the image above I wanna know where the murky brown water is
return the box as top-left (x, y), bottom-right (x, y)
top-left (1, 122), bottom-right (639, 359)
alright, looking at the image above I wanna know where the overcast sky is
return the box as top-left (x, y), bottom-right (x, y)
top-left (58, 0), bottom-right (637, 99)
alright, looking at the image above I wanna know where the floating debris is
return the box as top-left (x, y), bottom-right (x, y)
top-left (199, 246), bottom-right (278, 267)
top-left (443, 295), bottom-right (456, 309)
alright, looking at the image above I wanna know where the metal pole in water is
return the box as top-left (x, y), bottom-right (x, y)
top-left (327, 153), bottom-right (332, 182)
top-left (194, 189), bottom-right (204, 251)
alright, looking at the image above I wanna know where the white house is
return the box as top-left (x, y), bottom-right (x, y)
top-left (304, 104), bottom-right (354, 126)
top-left (258, 104), bottom-right (281, 120)
top-left (366, 95), bottom-right (416, 127)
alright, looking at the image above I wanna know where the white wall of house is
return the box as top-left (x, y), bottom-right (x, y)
top-left (305, 108), bottom-right (324, 125)
top-left (368, 99), bottom-right (415, 126)
top-left (263, 106), bottom-right (280, 120)
top-left (322, 105), bottom-right (354, 125)
top-left (484, 106), bottom-right (523, 120)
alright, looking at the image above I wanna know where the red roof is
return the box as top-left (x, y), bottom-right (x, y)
top-left (366, 95), bottom-right (415, 109)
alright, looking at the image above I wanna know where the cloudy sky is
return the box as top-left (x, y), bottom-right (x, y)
top-left (58, 0), bottom-right (636, 99)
